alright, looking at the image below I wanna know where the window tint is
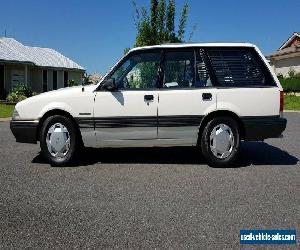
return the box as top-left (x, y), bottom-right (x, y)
top-left (111, 51), bottom-right (161, 89)
top-left (206, 47), bottom-right (275, 86)
top-left (163, 50), bottom-right (194, 88)
top-left (195, 49), bottom-right (212, 87)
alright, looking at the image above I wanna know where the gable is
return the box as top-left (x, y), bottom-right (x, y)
top-left (279, 32), bottom-right (300, 50)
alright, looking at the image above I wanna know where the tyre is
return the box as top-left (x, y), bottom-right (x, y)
top-left (40, 115), bottom-right (78, 166)
top-left (200, 116), bottom-right (240, 167)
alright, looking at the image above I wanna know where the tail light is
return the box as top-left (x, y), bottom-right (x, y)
top-left (280, 91), bottom-right (284, 113)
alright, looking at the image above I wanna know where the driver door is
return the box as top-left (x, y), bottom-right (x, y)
top-left (94, 50), bottom-right (162, 147)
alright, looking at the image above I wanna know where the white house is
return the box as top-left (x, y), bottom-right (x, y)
top-left (0, 38), bottom-right (85, 99)
top-left (267, 32), bottom-right (300, 77)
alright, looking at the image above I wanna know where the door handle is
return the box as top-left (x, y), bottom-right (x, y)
top-left (144, 95), bottom-right (154, 102)
top-left (202, 93), bottom-right (212, 101)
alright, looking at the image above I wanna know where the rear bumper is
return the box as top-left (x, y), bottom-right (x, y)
top-left (10, 120), bottom-right (38, 144)
top-left (242, 116), bottom-right (287, 141)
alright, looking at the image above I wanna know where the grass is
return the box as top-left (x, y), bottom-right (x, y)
top-left (0, 104), bottom-right (15, 118)
top-left (284, 95), bottom-right (300, 111)
top-left (280, 77), bottom-right (300, 92)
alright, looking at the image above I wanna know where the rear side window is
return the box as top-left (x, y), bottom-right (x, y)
top-left (206, 47), bottom-right (275, 87)
top-left (162, 49), bottom-right (212, 88)
top-left (163, 50), bottom-right (195, 88)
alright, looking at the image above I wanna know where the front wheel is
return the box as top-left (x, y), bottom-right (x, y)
top-left (40, 115), bottom-right (78, 166)
top-left (200, 117), bottom-right (240, 167)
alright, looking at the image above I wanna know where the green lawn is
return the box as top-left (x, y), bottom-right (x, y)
top-left (284, 95), bottom-right (300, 111)
top-left (0, 104), bottom-right (15, 118)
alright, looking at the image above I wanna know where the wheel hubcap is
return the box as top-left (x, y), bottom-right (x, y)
top-left (46, 123), bottom-right (70, 158)
top-left (210, 123), bottom-right (234, 159)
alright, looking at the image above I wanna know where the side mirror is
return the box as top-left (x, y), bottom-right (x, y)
top-left (101, 78), bottom-right (117, 91)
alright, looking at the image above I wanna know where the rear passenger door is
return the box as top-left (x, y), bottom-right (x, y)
top-left (157, 48), bottom-right (217, 145)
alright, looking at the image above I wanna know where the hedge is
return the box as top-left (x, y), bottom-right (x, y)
top-left (279, 77), bottom-right (300, 92)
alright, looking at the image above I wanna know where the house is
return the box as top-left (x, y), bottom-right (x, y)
top-left (87, 73), bottom-right (102, 84)
top-left (267, 32), bottom-right (300, 77)
top-left (0, 37), bottom-right (85, 99)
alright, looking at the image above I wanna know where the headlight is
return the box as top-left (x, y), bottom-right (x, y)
top-left (12, 108), bottom-right (20, 120)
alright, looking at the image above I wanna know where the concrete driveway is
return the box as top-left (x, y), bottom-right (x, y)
top-left (0, 113), bottom-right (299, 248)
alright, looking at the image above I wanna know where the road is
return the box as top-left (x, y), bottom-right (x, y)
top-left (0, 113), bottom-right (299, 248)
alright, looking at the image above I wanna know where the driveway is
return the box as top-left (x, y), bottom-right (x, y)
top-left (0, 113), bottom-right (299, 248)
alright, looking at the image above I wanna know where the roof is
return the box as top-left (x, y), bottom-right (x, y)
top-left (0, 37), bottom-right (84, 71)
top-left (267, 45), bottom-right (300, 59)
top-left (130, 42), bottom-right (256, 52)
top-left (279, 32), bottom-right (300, 50)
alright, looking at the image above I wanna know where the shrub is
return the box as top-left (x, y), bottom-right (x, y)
top-left (6, 93), bottom-right (27, 103)
top-left (6, 83), bottom-right (36, 103)
top-left (277, 73), bottom-right (284, 79)
top-left (67, 80), bottom-right (78, 87)
top-left (280, 77), bottom-right (300, 92)
top-left (288, 68), bottom-right (296, 78)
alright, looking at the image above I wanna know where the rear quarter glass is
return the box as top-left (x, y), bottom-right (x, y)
top-left (204, 46), bottom-right (280, 88)
top-left (251, 45), bottom-right (283, 90)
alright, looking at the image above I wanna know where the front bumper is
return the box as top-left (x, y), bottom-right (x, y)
top-left (242, 116), bottom-right (287, 141)
top-left (10, 120), bottom-right (39, 144)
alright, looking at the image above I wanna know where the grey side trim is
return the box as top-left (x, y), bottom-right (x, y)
top-left (75, 115), bottom-right (204, 129)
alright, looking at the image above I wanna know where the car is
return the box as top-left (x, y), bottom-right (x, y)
top-left (10, 43), bottom-right (287, 167)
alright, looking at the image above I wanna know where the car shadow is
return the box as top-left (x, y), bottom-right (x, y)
top-left (238, 142), bottom-right (299, 167)
top-left (32, 141), bottom-right (299, 168)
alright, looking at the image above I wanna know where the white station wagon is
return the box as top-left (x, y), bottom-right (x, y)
top-left (10, 43), bottom-right (287, 167)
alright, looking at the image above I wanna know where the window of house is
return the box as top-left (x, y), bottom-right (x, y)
top-left (111, 51), bottom-right (161, 89)
top-left (163, 50), bottom-right (195, 88)
top-left (43, 70), bottom-right (48, 92)
top-left (11, 70), bottom-right (25, 89)
top-left (64, 71), bottom-right (68, 87)
top-left (206, 47), bottom-right (275, 86)
top-left (0, 65), bottom-right (4, 99)
top-left (53, 71), bottom-right (57, 90)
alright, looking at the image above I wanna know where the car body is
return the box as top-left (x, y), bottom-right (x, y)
top-left (10, 43), bottom-right (287, 166)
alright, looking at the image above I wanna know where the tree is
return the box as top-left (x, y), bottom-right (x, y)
top-left (178, 2), bottom-right (188, 41)
top-left (150, 0), bottom-right (158, 34)
top-left (123, 47), bottom-right (130, 55)
top-left (166, 0), bottom-right (175, 41)
top-left (133, 0), bottom-right (193, 47)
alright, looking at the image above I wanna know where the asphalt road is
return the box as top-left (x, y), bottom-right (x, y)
top-left (0, 113), bottom-right (299, 249)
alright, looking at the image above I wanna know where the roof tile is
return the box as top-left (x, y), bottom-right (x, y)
top-left (0, 38), bottom-right (84, 70)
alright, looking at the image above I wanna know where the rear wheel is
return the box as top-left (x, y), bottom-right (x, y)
top-left (40, 115), bottom-right (78, 166)
top-left (200, 116), bottom-right (240, 167)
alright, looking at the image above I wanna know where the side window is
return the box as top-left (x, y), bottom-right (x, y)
top-left (163, 50), bottom-right (195, 88)
top-left (111, 51), bottom-right (161, 89)
top-left (206, 47), bottom-right (275, 86)
top-left (195, 49), bottom-right (212, 87)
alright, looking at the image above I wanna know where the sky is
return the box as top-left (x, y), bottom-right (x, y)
top-left (0, 0), bottom-right (299, 75)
